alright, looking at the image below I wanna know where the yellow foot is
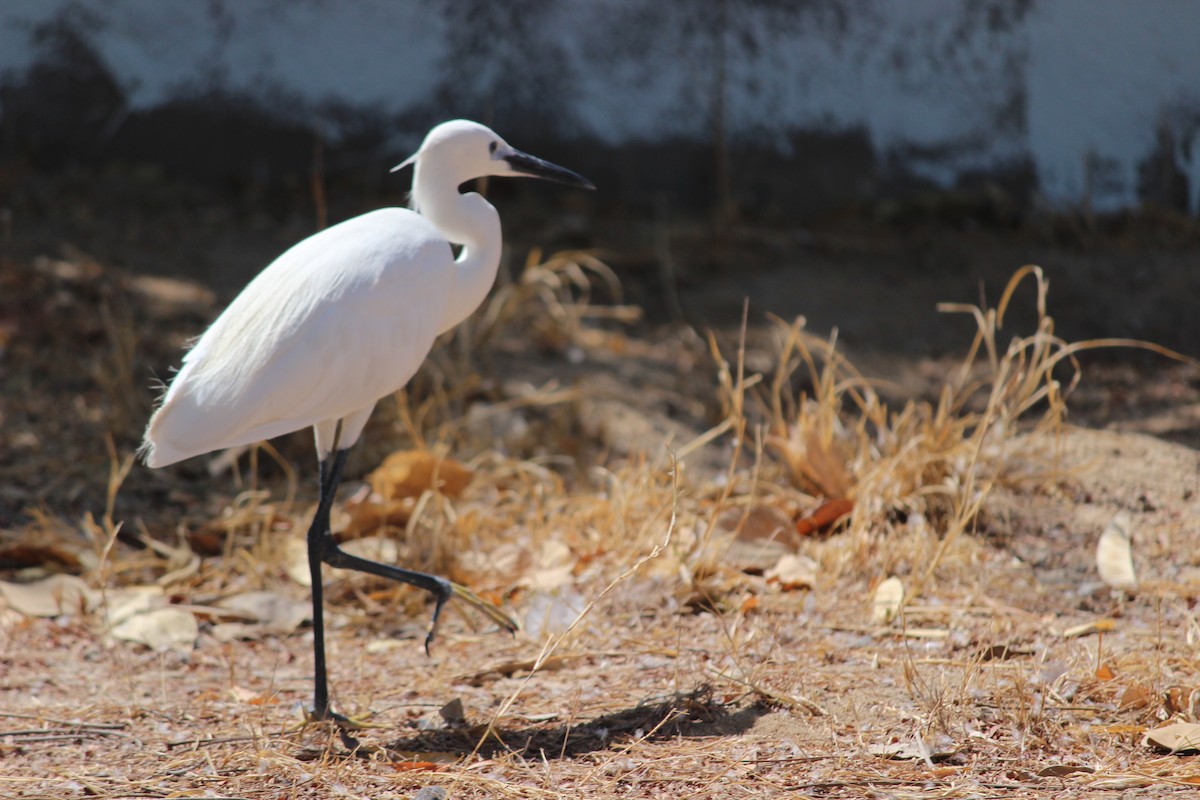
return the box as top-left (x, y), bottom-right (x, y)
top-left (293, 709), bottom-right (386, 754)
top-left (449, 581), bottom-right (519, 635)
top-left (302, 707), bottom-right (384, 731)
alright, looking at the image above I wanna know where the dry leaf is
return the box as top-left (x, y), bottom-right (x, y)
top-left (229, 685), bottom-right (278, 705)
top-left (795, 497), bottom-right (854, 536)
top-left (371, 450), bottom-right (473, 500)
top-left (1145, 721), bottom-right (1200, 753)
top-left (872, 576), bottom-right (904, 624)
top-left (0, 574), bottom-right (98, 617)
top-left (869, 734), bottom-right (957, 762)
top-left (210, 591), bottom-right (310, 640)
top-left (110, 607), bottom-right (198, 652)
top-left (1164, 686), bottom-right (1200, 719)
top-left (217, 591), bottom-right (309, 630)
top-left (104, 586), bottom-right (167, 626)
top-left (1119, 683), bottom-right (1153, 711)
top-left (439, 698), bottom-right (466, 725)
top-left (341, 497), bottom-right (415, 539)
top-left (459, 655), bottom-right (573, 685)
top-left (1037, 765), bottom-right (1095, 777)
top-left (720, 506), bottom-right (796, 572)
top-left (1097, 511), bottom-right (1137, 589)
top-left (720, 505), bottom-right (797, 545)
top-left (765, 553), bottom-right (817, 591)
top-left (389, 752), bottom-right (457, 772)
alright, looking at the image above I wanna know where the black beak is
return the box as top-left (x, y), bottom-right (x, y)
top-left (505, 150), bottom-right (595, 190)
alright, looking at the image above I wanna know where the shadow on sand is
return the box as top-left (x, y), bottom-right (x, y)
top-left (369, 685), bottom-right (766, 760)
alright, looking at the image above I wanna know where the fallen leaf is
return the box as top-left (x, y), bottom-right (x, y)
top-left (1037, 764), bottom-right (1095, 777)
top-left (740, 595), bottom-right (760, 614)
top-left (341, 497), bottom-right (416, 539)
top-left (439, 698), bottom-right (466, 725)
top-left (1097, 724), bottom-right (1146, 735)
top-left (371, 450), bottom-right (473, 501)
top-left (1165, 685), bottom-right (1200, 719)
top-left (110, 607), bottom-right (198, 652)
top-left (720, 506), bottom-right (796, 573)
top-left (1097, 511), bottom-right (1137, 589)
top-left (104, 586), bottom-right (167, 626)
top-left (458, 655), bottom-right (573, 685)
top-left (720, 506), bottom-right (798, 545)
top-left (1119, 683), bottom-right (1152, 711)
top-left (872, 576), bottom-right (904, 624)
top-left (229, 685), bottom-right (278, 705)
top-left (339, 535), bottom-right (399, 564)
top-left (795, 497), bottom-right (854, 536)
top-left (869, 734), bottom-right (958, 763)
top-left (0, 574), bottom-right (98, 617)
top-left (765, 553), bottom-right (817, 591)
top-left (1145, 721), bottom-right (1200, 754)
top-left (210, 590), bottom-right (310, 640)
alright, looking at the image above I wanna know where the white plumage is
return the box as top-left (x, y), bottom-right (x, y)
top-left (143, 208), bottom-right (450, 467)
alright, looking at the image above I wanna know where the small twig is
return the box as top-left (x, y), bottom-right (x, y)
top-left (0, 712), bottom-right (126, 729)
top-left (165, 734), bottom-right (261, 750)
top-left (707, 667), bottom-right (828, 716)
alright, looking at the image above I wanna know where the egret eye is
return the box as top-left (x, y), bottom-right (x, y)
top-left (488, 141), bottom-right (498, 155)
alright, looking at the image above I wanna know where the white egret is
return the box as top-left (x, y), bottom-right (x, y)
top-left (142, 120), bottom-right (593, 721)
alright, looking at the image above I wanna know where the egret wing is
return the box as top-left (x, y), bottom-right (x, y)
top-left (144, 209), bottom-right (453, 466)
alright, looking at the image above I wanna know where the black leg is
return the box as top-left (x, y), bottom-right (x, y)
top-left (321, 543), bottom-right (453, 655)
top-left (305, 446), bottom-right (458, 720)
top-left (307, 448), bottom-right (349, 719)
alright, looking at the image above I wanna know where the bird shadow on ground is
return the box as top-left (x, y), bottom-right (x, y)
top-left (365, 685), bottom-right (765, 761)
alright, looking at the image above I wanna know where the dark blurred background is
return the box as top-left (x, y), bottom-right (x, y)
top-left (2, 0), bottom-right (1200, 350)
top-left (2, 0), bottom-right (1200, 529)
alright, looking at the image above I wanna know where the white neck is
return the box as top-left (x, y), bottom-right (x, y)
top-left (413, 162), bottom-right (502, 334)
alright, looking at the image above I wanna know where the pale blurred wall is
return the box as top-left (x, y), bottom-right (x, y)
top-left (3, 0), bottom-right (1199, 212)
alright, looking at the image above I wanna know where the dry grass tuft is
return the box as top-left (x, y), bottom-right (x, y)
top-left (473, 248), bottom-right (639, 354)
top-left (714, 267), bottom-right (1095, 588)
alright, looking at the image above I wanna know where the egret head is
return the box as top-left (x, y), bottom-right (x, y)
top-left (393, 120), bottom-right (594, 190)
